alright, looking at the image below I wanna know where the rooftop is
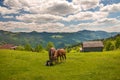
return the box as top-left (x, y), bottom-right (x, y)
top-left (82, 41), bottom-right (104, 48)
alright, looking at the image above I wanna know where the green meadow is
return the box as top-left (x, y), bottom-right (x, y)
top-left (0, 49), bottom-right (120, 80)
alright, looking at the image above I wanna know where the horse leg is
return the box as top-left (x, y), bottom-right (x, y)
top-left (60, 55), bottom-right (63, 62)
top-left (60, 56), bottom-right (61, 62)
top-left (55, 56), bottom-right (58, 63)
top-left (55, 57), bottom-right (58, 63)
top-left (61, 55), bottom-right (64, 60)
top-left (64, 54), bottom-right (66, 60)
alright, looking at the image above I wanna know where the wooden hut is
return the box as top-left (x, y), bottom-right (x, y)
top-left (0, 44), bottom-right (17, 50)
top-left (82, 41), bottom-right (104, 52)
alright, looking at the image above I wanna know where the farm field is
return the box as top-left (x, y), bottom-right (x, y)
top-left (0, 49), bottom-right (120, 80)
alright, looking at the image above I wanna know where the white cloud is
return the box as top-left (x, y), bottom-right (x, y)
top-left (75, 18), bottom-right (120, 32)
top-left (105, 24), bottom-right (120, 32)
top-left (100, 3), bottom-right (120, 13)
top-left (36, 22), bottom-right (65, 32)
top-left (0, 17), bottom-right (120, 32)
top-left (93, 12), bottom-right (108, 20)
top-left (0, 21), bottom-right (36, 32)
top-left (4, 0), bottom-right (79, 16)
top-left (44, 1), bottom-right (79, 16)
top-left (3, 16), bottom-right (14, 19)
top-left (96, 18), bottom-right (120, 24)
top-left (0, 0), bottom-right (120, 33)
top-left (73, 0), bottom-right (100, 10)
top-left (66, 12), bottom-right (93, 21)
top-left (0, 7), bottom-right (18, 15)
top-left (16, 14), bottom-right (65, 23)
top-left (4, 0), bottom-right (33, 10)
top-left (66, 11), bottom-right (108, 21)
top-left (0, 21), bottom-right (66, 32)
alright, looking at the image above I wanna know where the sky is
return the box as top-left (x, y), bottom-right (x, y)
top-left (0, 0), bottom-right (120, 32)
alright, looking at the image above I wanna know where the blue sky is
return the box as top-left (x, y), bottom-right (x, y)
top-left (0, 0), bottom-right (120, 32)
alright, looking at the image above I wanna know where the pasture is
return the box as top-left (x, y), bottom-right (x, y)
top-left (0, 49), bottom-right (120, 80)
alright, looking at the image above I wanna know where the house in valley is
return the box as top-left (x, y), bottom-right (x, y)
top-left (81, 41), bottom-right (104, 52)
top-left (0, 44), bottom-right (17, 50)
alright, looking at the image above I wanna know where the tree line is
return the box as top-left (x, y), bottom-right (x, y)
top-left (104, 34), bottom-right (120, 51)
top-left (16, 42), bottom-right (55, 52)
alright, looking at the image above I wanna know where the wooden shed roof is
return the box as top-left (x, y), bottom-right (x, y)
top-left (0, 44), bottom-right (15, 49)
top-left (82, 41), bottom-right (104, 48)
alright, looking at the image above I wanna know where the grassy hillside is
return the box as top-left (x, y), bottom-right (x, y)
top-left (0, 49), bottom-right (120, 80)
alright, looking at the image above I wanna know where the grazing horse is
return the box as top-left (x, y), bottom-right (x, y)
top-left (54, 48), bottom-right (66, 62)
top-left (48, 47), bottom-right (56, 62)
top-left (46, 47), bottom-right (56, 66)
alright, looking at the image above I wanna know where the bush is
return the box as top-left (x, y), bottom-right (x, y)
top-left (35, 44), bottom-right (43, 52)
top-left (24, 43), bottom-right (32, 51)
top-left (105, 41), bottom-right (115, 51)
top-left (115, 37), bottom-right (120, 49)
top-left (16, 45), bottom-right (24, 51)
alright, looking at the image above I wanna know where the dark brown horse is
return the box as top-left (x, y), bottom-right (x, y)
top-left (48, 47), bottom-right (56, 62)
top-left (54, 48), bottom-right (66, 62)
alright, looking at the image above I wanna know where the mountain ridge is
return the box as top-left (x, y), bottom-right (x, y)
top-left (0, 30), bottom-right (119, 48)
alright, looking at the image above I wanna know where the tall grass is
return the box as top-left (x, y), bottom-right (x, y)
top-left (0, 49), bottom-right (120, 80)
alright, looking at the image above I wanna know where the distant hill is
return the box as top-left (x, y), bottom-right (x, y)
top-left (0, 30), bottom-right (119, 48)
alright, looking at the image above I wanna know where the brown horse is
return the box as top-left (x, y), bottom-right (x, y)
top-left (48, 47), bottom-right (56, 62)
top-left (54, 48), bottom-right (66, 62)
